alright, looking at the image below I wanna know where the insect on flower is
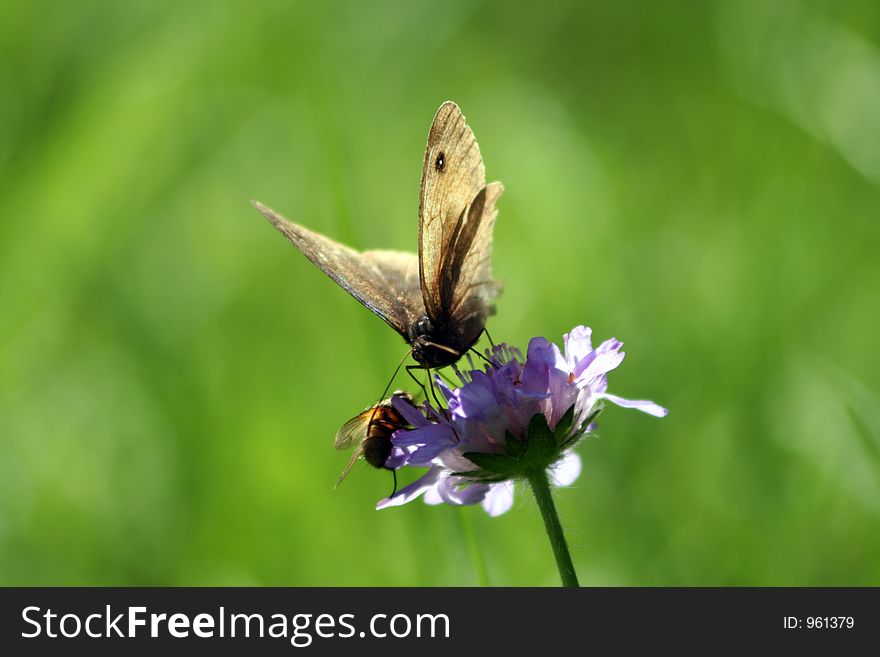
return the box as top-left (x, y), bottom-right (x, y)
top-left (377, 326), bottom-right (668, 516)
top-left (333, 392), bottom-right (414, 493)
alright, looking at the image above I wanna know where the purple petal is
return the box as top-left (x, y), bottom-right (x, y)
top-left (452, 370), bottom-right (500, 421)
top-left (392, 422), bottom-right (456, 448)
top-left (550, 451), bottom-right (582, 487)
top-left (391, 423), bottom-right (458, 466)
top-left (563, 325), bottom-right (593, 369)
top-left (376, 466), bottom-right (442, 510)
top-left (436, 450), bottom-right (480, 473)
top-left (545, 370), bottom-right (579, 428)
top-left (429, 476), bottom-right (489, 506)
top-left (481, 481), bottom-right (515, 516)
top-left (521, 337), bottom-right (556, 395)
top-left (384, 444), bottom-right (415, 470)
top-left (436, 376), bottom-right (456, 401)
top-left (531, 337), bottom-right (567, 371)
top-left (603, 393), bottom-right (669, 417)
top-left (391, 395), bottom-right (431, 428)
top-left (577, 339), bottom-right (625, 381)
top-left (423, 482), bottom-right (445, 506)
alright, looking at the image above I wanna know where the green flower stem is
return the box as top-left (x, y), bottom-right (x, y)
top-left (527, 468), bottom-right (579, 587)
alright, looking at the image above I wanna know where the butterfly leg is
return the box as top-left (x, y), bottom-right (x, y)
top-left (483, 327), bottom-right (496, 349)
top-left (468, 346), bottom-right (493, 366)
top-left (406, 364), bottom-right (445, 409)
top-left (435, 368), bottom-right (457, 387)
top-left (426, 369), bottom-right (445, 409)
top-left (405, 365), bottom-right (463, 443)
top-left (405, 365), bottom-right (430, 405)
top-left (465, 328), bottom-right (497, 367)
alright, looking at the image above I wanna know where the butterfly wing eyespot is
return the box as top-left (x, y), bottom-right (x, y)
top-left (435, 152), bottom-right (446, 172)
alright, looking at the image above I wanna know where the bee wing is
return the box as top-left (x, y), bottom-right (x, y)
top-left (334, 447), bottom-right (365, 489)
top-left (253, 201), bottom-right (424, 339)
top-left (334, 409), bottom-right (374, 451)
top-left (333, 409), bottom-right (375, 489)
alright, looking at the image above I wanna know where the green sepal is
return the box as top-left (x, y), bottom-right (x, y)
top-left (505, 430), bottom-right (526, 457)
top-left (525, 412), bottom-right (557, 465)
top-left (554, 405), bottom-right (576, 442)
top-left (560, 406), bottom-right (602, 449)
top-left (451, 469), bottom-right (510, 484)
top-left (462, 452), bottom-right (522, 476)
top-left (457, 409), bottom-right (594, 481)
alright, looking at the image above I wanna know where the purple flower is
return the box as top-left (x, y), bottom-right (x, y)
top-left (376, 326), bottom-right (667, 516)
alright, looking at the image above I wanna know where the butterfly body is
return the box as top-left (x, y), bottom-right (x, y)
top-left (254, 101), bottom-right (502, 370)
top-left (409, 315), bottom-right (469, 368)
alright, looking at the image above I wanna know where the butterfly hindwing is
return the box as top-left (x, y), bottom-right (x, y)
top-left (438, 181), bottom-right (504, 328)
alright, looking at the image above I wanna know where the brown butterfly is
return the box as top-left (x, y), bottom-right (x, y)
top-left (333, 392), bottom-right (413, 489)
top-left (252, 101), bottom-right (503, 370)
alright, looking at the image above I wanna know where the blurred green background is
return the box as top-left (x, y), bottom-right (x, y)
top-left (1, 0), bottom-right (879, 586)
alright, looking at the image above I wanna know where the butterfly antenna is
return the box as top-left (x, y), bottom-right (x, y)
top-left (422, 341), bottom-right (459, 356)
top-left (367, 348), bottom-right (413, 426)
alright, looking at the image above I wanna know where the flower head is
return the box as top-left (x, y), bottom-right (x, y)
top-left (377, 326), bottom-right (667, 516)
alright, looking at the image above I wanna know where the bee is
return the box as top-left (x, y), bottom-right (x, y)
top-left (334, 392), bottom-right (413, 493)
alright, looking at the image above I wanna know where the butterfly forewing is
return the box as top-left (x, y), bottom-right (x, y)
top-left (361, 250), bottom-right (422, 317)
top-left (418, 101), bottom-right (488, 322)
top-left (253, 201), bottom-right (424, 338)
